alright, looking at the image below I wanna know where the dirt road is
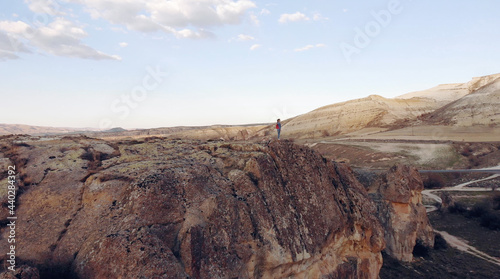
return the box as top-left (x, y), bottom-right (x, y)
top-left (422, 171), bottom-right (500, 266)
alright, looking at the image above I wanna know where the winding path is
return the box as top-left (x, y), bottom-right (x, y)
top-left (435, 230), bottom-right (500, 267)
top-left (422, 172), bottom-right (499, 212)
top-left (421, 169), bottom-right (500, 266)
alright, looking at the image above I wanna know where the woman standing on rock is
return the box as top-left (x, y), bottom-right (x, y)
top-left (276, 119), bottom-right (281, 140)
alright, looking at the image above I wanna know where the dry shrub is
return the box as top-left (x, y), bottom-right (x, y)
top-left (448, 202), bottom-right (467, 214)
top-left (470, 202), bottom-right (491, 218)
top-left (423, 174), bottom-right (445, 189)
top-left (480, 211), bottom-right (500, 230)
top-left (493, 192), bottom-right (500, 210)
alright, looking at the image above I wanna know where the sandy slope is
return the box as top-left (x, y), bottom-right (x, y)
top-left (397, 73), bottom-right (500, 106)
top-left (346, 125), bottom-right (500, 142)
top-left (0, 123), bottom-right (91, 135)
top-left (396, 83), bottom-right (470, 106)
top-left (283, 95), bottom-right (437, 138)
top-left (281, 73), bottom-right (500, 140)
top-left (424, 76), bottom-right (500, 126)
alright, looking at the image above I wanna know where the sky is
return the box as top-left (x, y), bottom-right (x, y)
top-left (1, 0), bottom-right (500, 130)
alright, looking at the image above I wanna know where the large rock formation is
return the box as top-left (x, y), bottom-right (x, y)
top-left (0, 136), bottom-right (386, 278)
top-left (367, 165), bottom-right (435, 262)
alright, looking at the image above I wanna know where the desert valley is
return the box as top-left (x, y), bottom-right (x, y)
top-left (1, 73), bottom-right (500, 278)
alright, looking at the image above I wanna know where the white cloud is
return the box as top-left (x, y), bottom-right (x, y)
top-left (0, 18), bottom-right (120, 61)
top-left (279, 12), bottom-right (309, 23)
top-left (26, 0), bottom-right (65, 15)
top-left (250, 44), bottom-right (261, 50)
top-left (238, 34), bottom-right (255, 41)
top-left (313, 12), bottom-right (328, 21)
top-left (4, 0), bottom-right (258, 61)
top-left (175, 28), bottom-right (214, 39)
top-left (294, 43), bottom-right (326, 52)
top-left (119, 42), bottom-right (128, 47)
top-left (72, 0), bottom-right (256, 38)
top-left (148, 0), bottom-right (256, 26)
top-left (294, 45), bottom-right (314, 52)
top-left (0, 21), bottom-right (31, 34)
top-left (0, 50), bottom-right (19, 61)
top-left (249, 13), bottom-right (259, 25)
top-left (0, 30), bottom-right (32, 60)
top-left (111, 27), bottom-right (128, 34)
top-left (260, 8), bottom-right (270, 15)
top-left (0, 21), bottom-right (33, 59)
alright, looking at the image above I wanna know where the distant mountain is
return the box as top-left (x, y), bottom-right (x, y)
top-left (103, 127), bottom-right (127, 133)
top-left (282, 73), bottom-right (500, 138)
top-left (397, 73), bottom-right (500, 106)
top-left (0, 124), bottom-right (92, 136)
top-left (3, 74), bottom-right (499, 140)
top-left (422, 75), bottom-right (500, 126)
top-left (396, 83), bottom-right (469, 107)
top-left (283, 95), bottom-right (437, 137)
top-left (0, 124), bottom-right (129, 136)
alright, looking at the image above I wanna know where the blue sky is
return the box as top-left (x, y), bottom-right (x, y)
top-left (1, 0), bottom-right (500, 129)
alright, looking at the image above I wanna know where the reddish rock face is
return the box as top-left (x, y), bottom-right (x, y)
top-left (0, 265), bottom-right (39, 279)
top-left (368, 164), bottom-right (435, 262)
top-left (0, 136), bottom-right (385, 278)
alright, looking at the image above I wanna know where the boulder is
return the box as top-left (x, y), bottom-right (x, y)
top-left (368, 164), bottom-right (435, 262)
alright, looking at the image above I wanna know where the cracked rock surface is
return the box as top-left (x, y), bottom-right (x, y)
top-left (0, 135), bottom-right (392, 278)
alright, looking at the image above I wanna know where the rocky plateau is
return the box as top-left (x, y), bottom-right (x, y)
top-left (0, 135), bottom-right (434, 278)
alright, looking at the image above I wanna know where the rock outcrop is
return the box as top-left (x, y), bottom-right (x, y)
top-left (367, 165), bottom-right (435, 262)
top-left (0, 136), bottom-right (386, 278)
top-left (0, 266), bottom-right (40, 279)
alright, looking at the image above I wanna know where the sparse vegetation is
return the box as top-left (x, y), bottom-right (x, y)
top-left (469, 201), bottom-right (490, 218)
top-left (479, 211), bottom-right (500, 230)
top-left (460, 146), bottom-right (472, 157)
top-left (468, 155), bottom-right (481, 167)
top-left (380, 243), bottom-right (500, 279)
top-left (448, 201), bottom-right (467, 214)
top-left (80, 149), bottom-right (95, 161)
top-left (353, 169), bottom-right (379, 189)
top-left (429, 210), bottom-right (500, 258)
top-left (447, 196), bottom-right (500, 231)
top-left (423, 173), bottom-right (445, 189)
top-left (493, 193), bottom-right (500, 210)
